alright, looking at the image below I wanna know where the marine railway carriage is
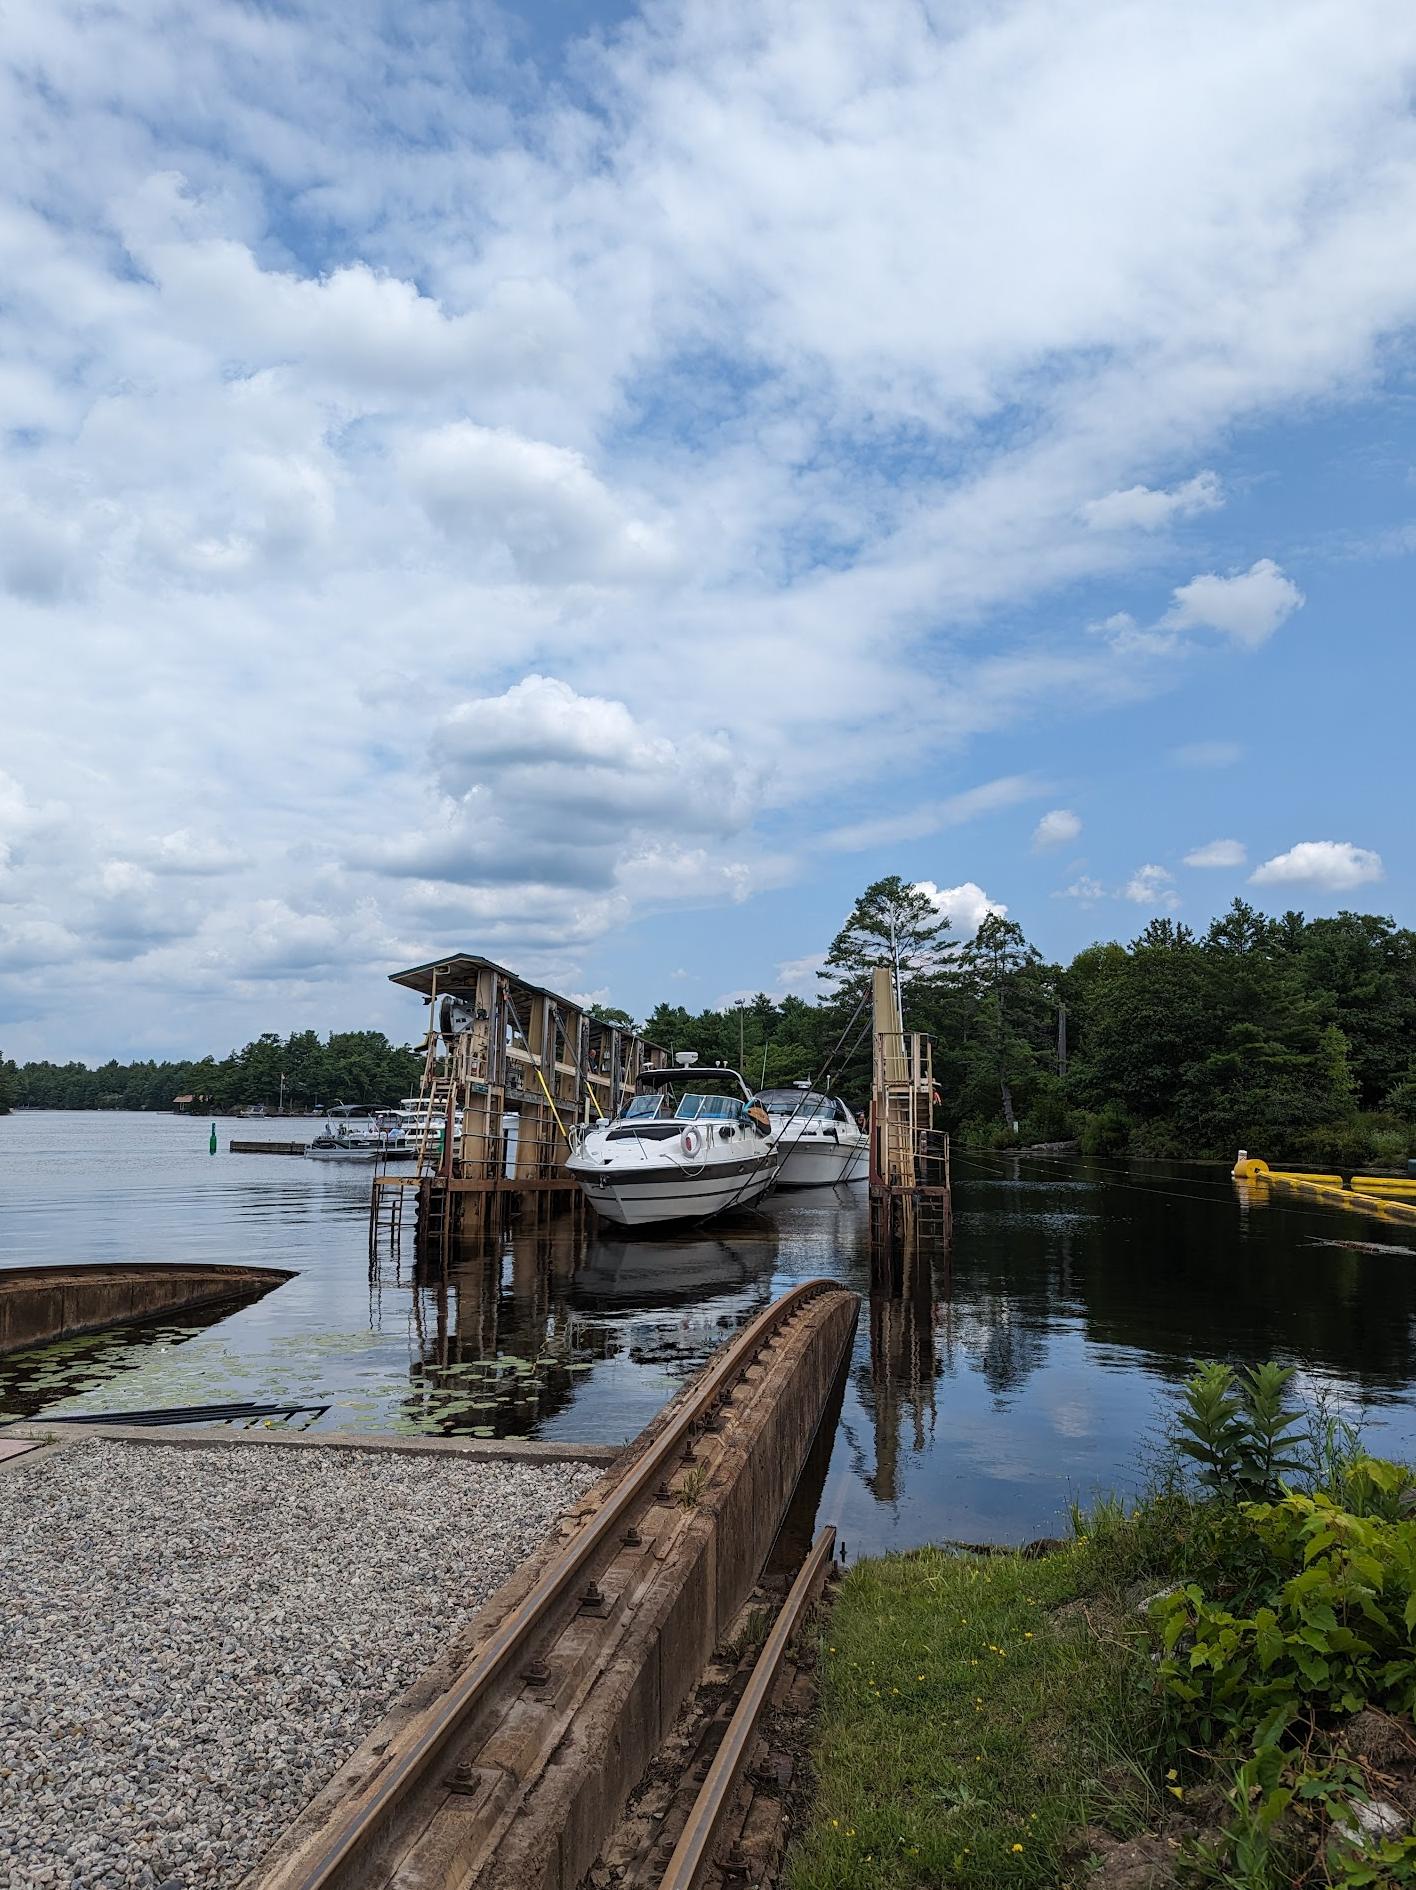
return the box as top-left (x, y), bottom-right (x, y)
top-left (375, 953), bottom-right (671, 1249)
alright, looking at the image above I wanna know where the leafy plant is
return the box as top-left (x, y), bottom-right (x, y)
top-left (1174, 1362), bottom-right (1249, 1497)
top-left (1150, 1458), bottom-right (1416, 1882)
top-left (1239, 1362), bottom-right (1308, 1498)
top-left (1173, 1361), bottom-right (1306, 1501)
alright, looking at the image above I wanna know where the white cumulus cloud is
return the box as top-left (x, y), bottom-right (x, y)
top-left (1250, 841), bottom-right (1384, 891)
top-left (1032, 808), bottom-right (1082, 850)
top-left (1055, 876), bottom-right (1106, 904)
top-left (1123, 864), bottom-right (1180, 908)
top-left (1165, 559), bottom-right (1305, 648)
top-left (399, 422), bottom-right (673, 583)
top-left (1184, 839), bottom-right (1247, 868)
top-left (917, 881), bottom-right (1007, 939)
top-left (1082, 470), bottom-right (1222, 531)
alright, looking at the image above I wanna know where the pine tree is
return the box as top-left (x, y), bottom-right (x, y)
top-left (818, 876), bottom-right (956, 1018)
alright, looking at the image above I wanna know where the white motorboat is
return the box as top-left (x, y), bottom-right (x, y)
top-left (565, 1067), bottom-right (779, 1228)
top-left (753, 1085), bottom-right (869, 1188)
top-left (307, 1108), bottom-right (412, 1162)
top-left (395, 1095), bottom-right (465, 1151)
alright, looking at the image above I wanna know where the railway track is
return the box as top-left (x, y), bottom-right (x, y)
top-left (250, 1278), bottom-right (856, 1890)
top-left (653, 1523), bottom-right (836, 1890)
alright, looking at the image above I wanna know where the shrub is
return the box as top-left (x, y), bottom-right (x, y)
top-left (1078, 1099), bottom-right (1132, 1156)
top-left (1369, 1124), bottom-right (1411, 1166)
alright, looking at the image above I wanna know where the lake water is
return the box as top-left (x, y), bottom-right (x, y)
top-left (4, 1111), bottom-right (1416, 1553)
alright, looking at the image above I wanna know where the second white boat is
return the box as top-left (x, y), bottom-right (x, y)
top-left (753, 1085), bottom-right (869, 1188)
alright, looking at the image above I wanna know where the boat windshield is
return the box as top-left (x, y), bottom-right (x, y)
top-left (756, 1089), bottom-right (830, 1118)
top-left (674, 1094), bottom-right (745, 1122)
top-left (622, 1093), bottom-right (669, 1121)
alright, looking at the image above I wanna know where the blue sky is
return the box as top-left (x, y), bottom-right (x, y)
top-left (1, 0), bottom-right (1414, 1058)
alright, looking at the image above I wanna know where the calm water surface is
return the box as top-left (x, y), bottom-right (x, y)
top-left (4, 1111), bottom-right (1416, 1552)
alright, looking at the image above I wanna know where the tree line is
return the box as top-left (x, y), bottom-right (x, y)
top-left (641, 878), bottom-right (1416, 1164)
top-left (0, 1030), bottom-right (423, 1115)
top-left (4, 879), bottom-right (1414, 1160)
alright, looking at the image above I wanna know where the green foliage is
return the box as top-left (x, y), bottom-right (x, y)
top-left (1147, 1435), bottom-right (1416, 1885)
top-left (819, 875), bottom-right (957, 1012)
top-left (10, 1029), bottom-right (422, 1113)
top-left (1173, 1360), bottom-right (1307, 1502)
top-left (1077, 1099), bottom-right (1132, 1155)
top-left (1052, 898), bottom-right (1416, 1158)
top-left (1155, 1463), bottom-right (1416, 1746)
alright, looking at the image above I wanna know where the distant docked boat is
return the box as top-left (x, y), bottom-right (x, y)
top-left (753, 1086), bottom-right (869, 1188)
top-left (564, 1066), bottom-right (779, 1227)
top-left (307, 1107), bottom-right (412, 1162)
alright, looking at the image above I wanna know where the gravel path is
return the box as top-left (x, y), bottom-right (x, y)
top-left (0, 1440), bottom-right (600, 1890)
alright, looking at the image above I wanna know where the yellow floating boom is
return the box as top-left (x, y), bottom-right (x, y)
top-left (1233, 1155), bottom-right (1416, 1225)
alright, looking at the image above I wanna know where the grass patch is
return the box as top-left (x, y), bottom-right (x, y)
top-left (789, 1366), bottom-right (1416, 1888)
top-left (786, 1541), bottom-right (1162, 1889)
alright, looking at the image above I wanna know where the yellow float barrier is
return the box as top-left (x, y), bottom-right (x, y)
top-left (1350, 1176), bottom-right (1416, 1198)
top-left (1233, 1153), bottom-right (1416, 1227)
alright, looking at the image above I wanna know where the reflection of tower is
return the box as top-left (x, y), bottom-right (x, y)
top-left (859, 1231), bottom-right (949, 1503)
top-left (403, 1216), bottom-right (594, 1437)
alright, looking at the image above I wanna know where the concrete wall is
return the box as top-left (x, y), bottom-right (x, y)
top-left (492, 1287), bottom-right (858, 1890)
top-left (0, 1262), bottom-right (294, 1355)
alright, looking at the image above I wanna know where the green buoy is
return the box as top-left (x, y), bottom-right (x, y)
top-left (209, 1121), bottom-right (218, 1156)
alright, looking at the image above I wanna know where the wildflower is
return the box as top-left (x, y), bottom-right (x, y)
top-left (1012, 1841), bottom-right (1025, 1852)
top-left (1024, 1630), bottom-right (1033, 1639)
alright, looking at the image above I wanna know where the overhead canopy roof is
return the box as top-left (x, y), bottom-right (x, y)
top-left (388, 954), bottom-right (642, 1036)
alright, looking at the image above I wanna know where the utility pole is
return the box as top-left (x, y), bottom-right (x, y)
top-left (278, 1071), bottom-right (286, 1116)
top-left (1057, 1003), bottom-right (1068, 1080)
top-left (887, 908), bottom-right (904, 1030)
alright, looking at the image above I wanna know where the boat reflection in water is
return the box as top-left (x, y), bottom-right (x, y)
top-left (392, 1208), bottom-right (777, 1439)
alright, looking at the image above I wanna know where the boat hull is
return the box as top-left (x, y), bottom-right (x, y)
top-left (773, 1135), bottom-right (869, 1189)
top-left (566, 1154), bottom-right (777, 1228)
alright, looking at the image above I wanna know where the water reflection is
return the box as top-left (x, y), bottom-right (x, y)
top-left (394, 1214), bottom-right (778, 1439)
top-left (7, 1113), bottom-right (1416, 1547)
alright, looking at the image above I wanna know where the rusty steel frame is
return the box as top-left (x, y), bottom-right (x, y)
top-left (279, 1278), bottom-right (847, 1890)
top-left (656, 1523), bottom-right (836, 1890)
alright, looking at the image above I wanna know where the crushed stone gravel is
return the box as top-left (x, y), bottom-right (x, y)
top-left (0, 1439), bottom-right (600, 1890)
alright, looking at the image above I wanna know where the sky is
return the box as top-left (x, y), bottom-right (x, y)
top-left (2, 0), bottom-right (1415, 1062)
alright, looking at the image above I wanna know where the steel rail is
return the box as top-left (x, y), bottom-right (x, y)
top-left (657, 1524), bottom-right (837, 1890)
top-left (279, 1277), bottom-right (845, 1890)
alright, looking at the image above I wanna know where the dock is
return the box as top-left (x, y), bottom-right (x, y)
top-left (372, 953), bottom-right (668, 1259)
top-left (867, 965), bottom-right (951, 1249)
